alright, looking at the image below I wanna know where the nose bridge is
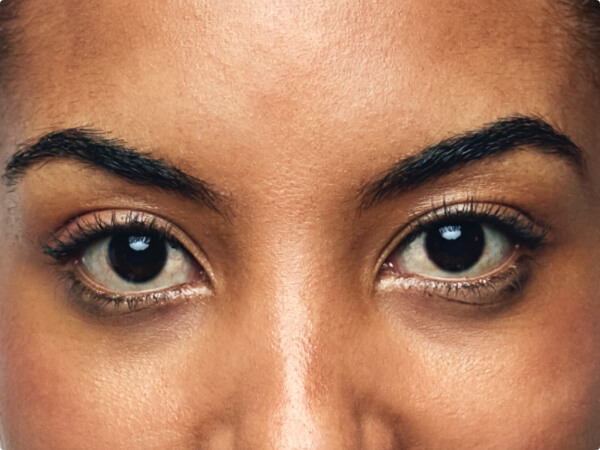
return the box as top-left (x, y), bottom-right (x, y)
top-left (233, 220), bottom-right (362, 449)
top-left (268, 266), bottom-right (318, 448)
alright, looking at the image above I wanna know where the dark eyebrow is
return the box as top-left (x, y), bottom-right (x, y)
top-left (3, 128), bottom-right (224, 213)
top-left (359, 116), bottom-right (585, 209)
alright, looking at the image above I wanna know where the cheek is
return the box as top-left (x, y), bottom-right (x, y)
top-left (0, 303), bottom-right (134, 448)
top-left (0, 276), bottom-right (191, 449)
top-left (416, 296), bottom-right (600, 446)
top-left (0, 262), bottom-right (245, 449)
top-left (367, 276), bottom-right (600, 446)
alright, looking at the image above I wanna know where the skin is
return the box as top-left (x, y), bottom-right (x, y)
top-left (1, 0), bottom-right (600, 448)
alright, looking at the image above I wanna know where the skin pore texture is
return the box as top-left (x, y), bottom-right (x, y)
top-left (1, 0), bottom-right (600, 448)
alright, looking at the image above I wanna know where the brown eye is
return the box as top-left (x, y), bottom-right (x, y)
top-left (389, 221), bottom-right (514, 280)
top-left (108, 234), bottom-right (168, 283)
top-left (80, 233), bottom-right (198, 294)
top-left (424, 221), bottom-right (485, 273)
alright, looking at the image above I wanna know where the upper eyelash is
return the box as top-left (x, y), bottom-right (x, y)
top-left (43, 212), bottom-right (209, 316)
top-left (399, 200), bottom-right (549, 251)
top-left (377, 200), bottom-right (547, 306)
top-left (42, 211), bottom-right (178, 261)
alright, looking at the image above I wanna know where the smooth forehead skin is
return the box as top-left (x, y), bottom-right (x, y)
top-left (3, 0), bottom-right (598, 170)
top-left (1, 0), bottom-right (600, 449)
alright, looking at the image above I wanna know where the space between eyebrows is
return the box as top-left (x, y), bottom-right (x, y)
top-left (358, 115), bottom-right (585, 209)
top-left (3, 127), bottom-right (228, 215)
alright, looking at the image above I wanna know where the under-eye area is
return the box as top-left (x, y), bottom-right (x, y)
top-left (2, 0), bottom-right (600, 446)
top-left (377, 200), bottom-right (548, 306)
top-left (42, 210), bottom-right (211, 315)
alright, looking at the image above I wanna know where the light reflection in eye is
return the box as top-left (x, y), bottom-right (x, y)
top-left (81, 232), bottom-right (197, 293)
top-left (43, 211), bottom-right (210, 315)
top-left (377, 202), bottom-right (548, 305)
top-left (393, 220), bottom-right (514, 279)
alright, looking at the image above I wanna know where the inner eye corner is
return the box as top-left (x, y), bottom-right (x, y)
top-left (381, 206), bottom-right (533, 284)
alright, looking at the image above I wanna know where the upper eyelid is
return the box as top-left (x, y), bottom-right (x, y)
top-left (41, 210), bottom-right (211, 270)
top-left (374, 201), bottom-right (549, 278)
top-left (42, 212), bottom-right (176, 260)
top-left (412, 202), bottom-right (527, 226)
top-left (406, 203), bottom-right (546, 239)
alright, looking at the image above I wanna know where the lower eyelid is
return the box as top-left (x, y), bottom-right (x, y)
top-left (373, 201), bottom-right (548, 300)
top-left (43, 210), bottom-right (215, 317)
top-left (377, 257), bottom-right (531, 306)
top-left (61, 269), bottom-right (211, 317)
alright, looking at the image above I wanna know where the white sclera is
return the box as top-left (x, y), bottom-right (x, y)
top-left (81, 237), bottom-right (197, 293)
top-left (396, 225), bottom-right (513, 280)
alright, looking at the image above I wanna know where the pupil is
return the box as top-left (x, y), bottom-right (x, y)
top-left (108, 234), bottom-right (168, 283)
top-left (425, 221), bottom-right (485, 272)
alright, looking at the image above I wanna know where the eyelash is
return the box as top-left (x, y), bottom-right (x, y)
top-left (57, 271), bottom-right (200, 316)
top-left (43, 212), bottom-right (204, 315)
top-left (43, 212), bottom-right (178, 261)
top-left (42, 200), bottom-right (548, 314)
top-left (379, 200), bottom-right (549, 305)
top-left (400, 201), bottom-right (547, 249)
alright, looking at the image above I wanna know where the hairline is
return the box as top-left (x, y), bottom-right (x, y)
top-left (554, 0), bottom-right (600, 86)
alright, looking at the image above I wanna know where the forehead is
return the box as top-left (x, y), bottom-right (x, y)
top-left (3, 0), bottom-right (584, 190)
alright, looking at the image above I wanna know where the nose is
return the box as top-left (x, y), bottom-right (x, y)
top-left (218, 263), bottom-right (400, 449)
top-left (181, 204), bottom-right (407, 448)
top-left (238, 284), bottom-right (351, 449)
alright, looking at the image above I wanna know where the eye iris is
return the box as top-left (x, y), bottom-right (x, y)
top-left (108, 234), bottom-right (167, 283)
top-left (425, 221), bottom-right (485, 272)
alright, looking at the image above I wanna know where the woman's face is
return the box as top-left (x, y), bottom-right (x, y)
top-left (1, 0), bottom-right (599, 448)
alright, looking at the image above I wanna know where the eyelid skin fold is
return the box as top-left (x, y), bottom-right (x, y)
top-left (375, 199), bottom-right (548, 307)
top-left (41, 210), bottom-right (213, 316)
top-left (41, 200), bottom-right (548, 315)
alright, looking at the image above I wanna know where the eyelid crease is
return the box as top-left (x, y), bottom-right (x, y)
top-left (393, 200), bottom-right (547, 253)
top-left (42, 210), bottom-right (177, 261)
top-left (373, 198), bottom-right (549, 287)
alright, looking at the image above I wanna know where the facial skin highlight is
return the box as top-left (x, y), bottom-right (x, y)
top-left (0, 0), bottom-right (600, 448)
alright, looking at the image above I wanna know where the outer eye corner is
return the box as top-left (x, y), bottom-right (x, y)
top-left (377, 202), bottom-right (546, 305)
top-left (44, 210), bottom-right (212, 316)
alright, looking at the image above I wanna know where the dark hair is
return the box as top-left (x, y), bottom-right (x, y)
top-left (570, 0), bottom-right (600, 43)
top-left (552, 0), bottom-right (600, 88)
top-left (558, 0), bottom-right (600, 61)
top-left (0, 0), bottom-right (20, 89)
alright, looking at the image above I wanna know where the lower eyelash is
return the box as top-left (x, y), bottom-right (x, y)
top-left (59, 270), bottom-right (208, 316)
top-left (376, 200), bottom-right (548, 303)
top-left (378, 258), bottom-right (531, 307)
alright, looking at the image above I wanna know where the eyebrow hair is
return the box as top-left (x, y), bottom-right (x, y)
top-left (359, 116), bottom-right (585, 209)
top-left (3, 128), bottom-right (224, 212)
